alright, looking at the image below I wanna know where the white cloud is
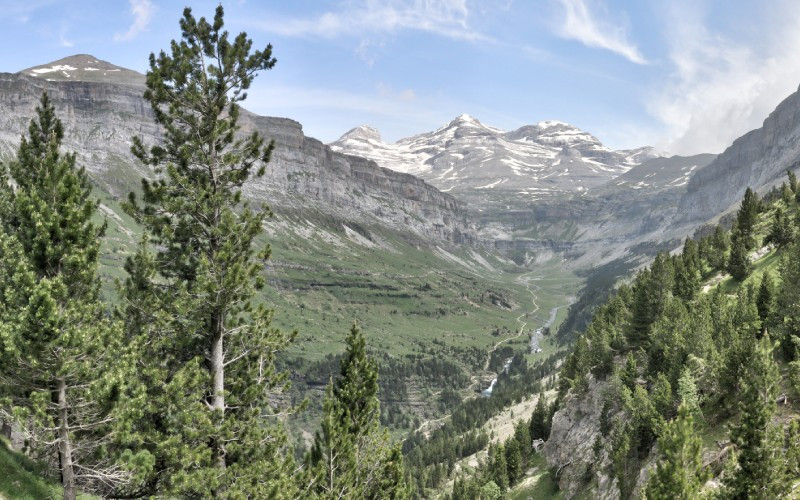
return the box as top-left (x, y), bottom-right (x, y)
top-left (377, 83), bottom-right (417, 102)
top-left (554, 0), bottom-right (646, 64)
top-left (650, 1), bottom-right (800, 155)
top-left (114, 0), bottom-right (155, 42)
top-left (247, 83), bottom-right (461, 143)
top-left (59, 33), bottom-right (74, 48)
top-left (253, 0), bottom-right (490, 43)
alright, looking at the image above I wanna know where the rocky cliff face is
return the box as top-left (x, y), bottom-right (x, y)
top-left (542, 378), bottom-right (619, 499)
top-left (679, 84), bottom-right (800, 223)
top-left (0, 59), bottom-right (471, 244)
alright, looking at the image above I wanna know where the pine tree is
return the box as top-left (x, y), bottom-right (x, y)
top-left (308, 323), bottom-right (406, 498)
top-left (480, 480), bottom-right (502, 500)
top-left (0, 94), bottom-right (127, 499)
top-left (504, 438), bottom-right (522, 486)
top-left (644, 402), bottom-right (708, 500)
top-left (121, 6), bottom-right (296, 497)
top-left (676, 368), bottom-right (702, 424)
top-left (488, 444), bottom-right (508, 490)
top-left (529, 393), bottom-right (550, 441)
top-left (709, 225), bottom-right (730, 271)
top-left (776, 241), bottom-right (800, 361)
top-left (629, 254), bottom-right (674, 346)
top-left (727, 228), bottom-right (751, 281)
top-left (756, 272), bottom-right (776, 333)
top-left (788, 169), bottom-right (798, 194)
top-left (721, 335), bottom-right (787, 499)
top-left (620, 352), bottom-right (639, 391)
top-left (651, 374), bottom-right (673, 420)
top-left (736, 187), bottom-right (760, 250)
top-left (513, 419), bottom-right (532, 465)
top-left (785, 420), bottom-right (800, 481)
top-left (766, 207), bottom-right (794, 248)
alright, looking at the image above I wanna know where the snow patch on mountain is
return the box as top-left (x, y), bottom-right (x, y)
top-left (331, 115), bottom-right (665, 199)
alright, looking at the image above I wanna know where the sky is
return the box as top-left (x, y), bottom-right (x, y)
top-left (2, 0), bottom-right (800, 155)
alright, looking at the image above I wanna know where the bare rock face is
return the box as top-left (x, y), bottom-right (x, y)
top-left (542, 377), bottom-right (619, 500)
top-left (0, 57), bottom-right (472, 244)
top-left (679, 84), bottom-right (800, 223)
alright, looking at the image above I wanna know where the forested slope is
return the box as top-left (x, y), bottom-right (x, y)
top-left (543, 172), bottom-right (800, 498)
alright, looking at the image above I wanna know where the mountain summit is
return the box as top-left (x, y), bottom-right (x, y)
top-left (331, 115), bottom-right (663, 202)
top-left (21, 54), bottom-right (145, 86)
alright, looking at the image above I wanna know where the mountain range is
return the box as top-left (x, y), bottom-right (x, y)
top-left (331, 114), bottom-right (661, 203)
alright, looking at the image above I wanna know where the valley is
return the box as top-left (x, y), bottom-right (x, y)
top-left (3, 40), bottom-right (800, 498)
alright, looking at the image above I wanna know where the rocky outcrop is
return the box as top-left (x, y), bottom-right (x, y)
top-left (0, 63), bottom-right (472, 244)
top-left (542, 377), bottom-right (618, 499)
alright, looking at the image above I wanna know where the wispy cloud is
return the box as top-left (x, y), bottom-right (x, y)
top-left (650, 1), bottom-right (800, 155)
top-left (554, 0), bottom-right (646, 64)
top-left (247, 82), bottom-right (462, 143)
top-left (59, 33), bottom-right (73, 48)
top-left (114, 0), bottom-right (155, 42)
top-left (253, 0), bottom-right (491, 43)
top-left (377, 83), bottom-right (417, 102)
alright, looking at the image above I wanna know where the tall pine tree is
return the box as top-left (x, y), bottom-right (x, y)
top-left (721, 335), bottom-right (787, 499)
top-left (307, 323), bottom-right (406, 498)
top-left (727, 228), bottom-right (751, 281)
top-left (121, 6), bottom-right (296, 497)
top-left (644, 402), bottom-right (708, 500)
top-left (0, 94), bottom-right (127, 499)
top-left (736, 187), bottom-right (761, 250)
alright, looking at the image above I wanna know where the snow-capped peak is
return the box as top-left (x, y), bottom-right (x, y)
top-left (535, 120), bottom-right (573, 130)
top-left (338, 125), bottom-right (382, 143)
top-left (331, 115), bottom-right (662, 201)
top-left (21, 54), bottom-right (144, 85)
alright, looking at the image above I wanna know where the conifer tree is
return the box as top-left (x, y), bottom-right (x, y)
top-left (736, 187), bottom-right (761, 250)
top-left (529, 393), bottom-right (550, 440)
top-left (721, 335), bottom-right (787, 499)
top-left (756, 272), bottom-right (776, 332)
top-left (620, 352), bottom-right (638, 391)
top-left (776, 241), bottom-right (800, 361)
top-left (504, 439), bottom-right (522, 486)
top-left (676, 368), bottom-right (702, 424)
top-left (121, 6), bottom-right (296, 497)
top-left (644, 402), bottom-right (708, 500)
top-left (727, 228), bottom-right (751, 281)
top-left (766, 207), bottom-right (794, 248)
top-left (781, 182), bottom-right (794, 205)
top-left (513, 419), bottom-right (532, 465)
top-left (488, 444), bottom-right (508, 491)
top-left (307, 323), bottom-right (406, 498)
top-left (0, 94), bottom-right (127, 499)
top-left (788, 169), bottom-right (798, 194)
top-left (709, 225), bottom-right (730, 271)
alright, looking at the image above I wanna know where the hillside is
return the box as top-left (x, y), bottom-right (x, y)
top-left (0, 56), bottom-right (586, 446)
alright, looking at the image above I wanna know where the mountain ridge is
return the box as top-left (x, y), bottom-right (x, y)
top-left (331, 114), bottom-right (664, 202)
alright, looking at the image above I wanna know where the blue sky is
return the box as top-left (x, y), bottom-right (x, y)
top-left (2, 1), bottom-right (800, 154)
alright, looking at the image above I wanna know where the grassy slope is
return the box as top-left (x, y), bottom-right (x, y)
top-left (0, 438), bottom-right (96, 500)
top-left (90, 186), bottom-right (583, 441)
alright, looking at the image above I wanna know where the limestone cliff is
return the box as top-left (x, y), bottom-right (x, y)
top-left (0, 60), bottom-right (472, 245)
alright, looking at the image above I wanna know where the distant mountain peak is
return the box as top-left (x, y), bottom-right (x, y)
top-left (535, 120), bottom-right (573, 129)
top-left (339, 125), bottom-right (382, 143)
top-left (453, 113), bottom-right (478, 123)
top-left (331, 113), bottom-right (663, 200)
top-left (20, 54), bottom-right (144, 86)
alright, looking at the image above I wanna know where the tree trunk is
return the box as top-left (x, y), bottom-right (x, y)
top-left (0, 419), bottom-right (11, 440)
top-left (211, 311), bottom-right (226, 471)
top-left (57, 377), bottom-right (77, 500)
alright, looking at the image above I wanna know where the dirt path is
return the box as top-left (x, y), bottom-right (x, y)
top-left (482, 271), bottom-right (541, 370)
